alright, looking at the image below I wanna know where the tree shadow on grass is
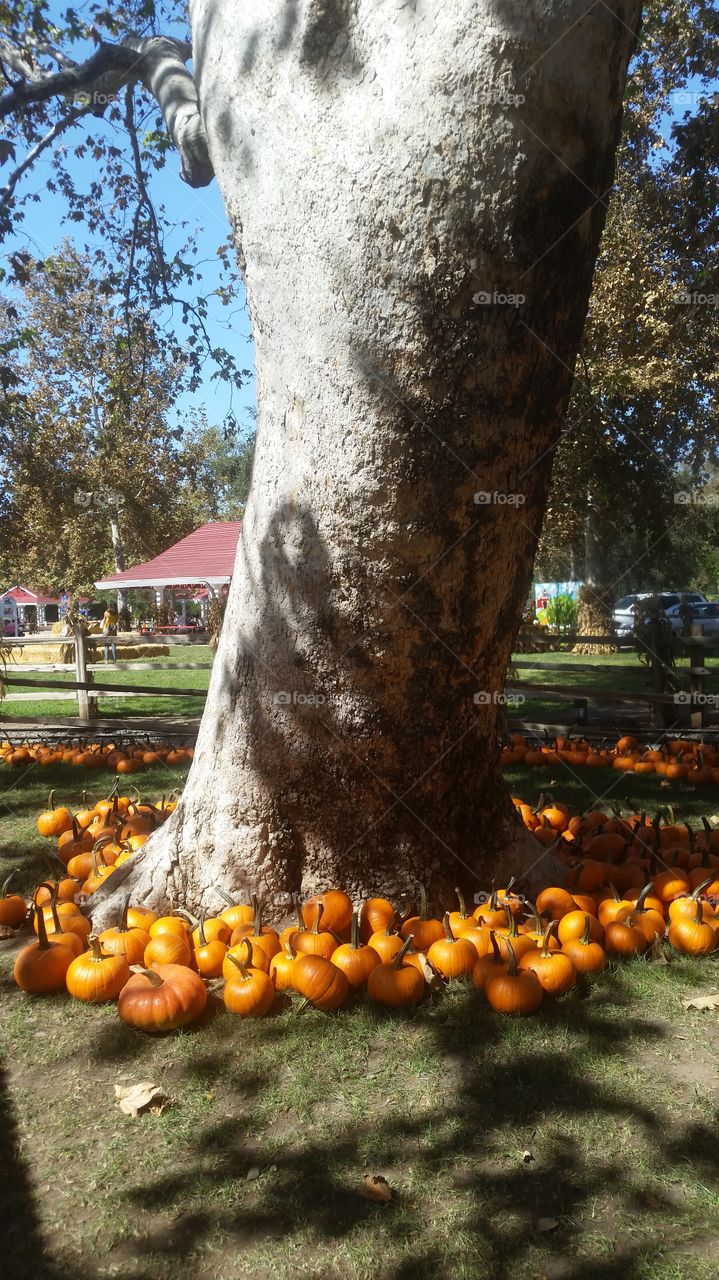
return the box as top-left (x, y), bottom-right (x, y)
top-left (80, 968), bottom-right (719, 1280)
top-left (0, 1060), bottom-right (81, 1280)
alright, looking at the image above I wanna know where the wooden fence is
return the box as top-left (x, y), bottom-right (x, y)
top-left (507, 624), bottom-right (718, 731)
top-left (1, 624), bottom-right (717, 730)
top-left (1, 630), bottom-right (210, 721)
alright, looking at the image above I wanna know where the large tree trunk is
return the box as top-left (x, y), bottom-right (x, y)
top-left (92, 0), bottom-right (641, 925)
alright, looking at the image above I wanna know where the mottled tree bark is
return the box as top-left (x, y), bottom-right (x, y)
top-left (92, 0), bottom-right (641, 926)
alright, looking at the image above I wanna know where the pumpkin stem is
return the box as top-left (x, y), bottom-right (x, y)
top-left (504, 937), bottom-right (518, 977)
top-left (442, 912), bottom-right (454, 942)
top-left (349, 910), bottom-right (360, 950)
top-left (130, 965), bottom-right (164, 987)
top-left (48, 789), bottom-right (55, 811)
top-left (396, 895), bottom-right (414, 925)
top-left (32, 879), bottom-right (54, 907)
top-left (693, 898), bottom-right (704, 925)
top-left (119, 893), bottom-right (131, 933)
top-left (579, 914), bottom-right (592, 946)
top-left (34, 904), bottom-right (53, 951)
top-left (488, 930), bottom-right (503, 965)
top-left (541, 919), bottom-right (558, 957)
top-left (1, 871), bottom-right (17, 897)
top-left (312, 901), bottom-right (324, 934)
top-left (88, 935), bottom-right (106, 962)
top-left (392, 934), bottom-right (415, 969)
top-left (251, 895), bottom-right (263, 933)
top-left (198, 914), bottom-right (208, 947)
top-left (215, 888), bottom-right (238, 909)
top-left (48, 890), bottom-right (62, 937)
top-left (454, 887), bottom-right (467, 918)
top-left (691, 877), bottom-right (712, 902)
top-left (634, 883), bottom-right (655, 913)
top-left (225, 951), bottom-right (250, 981)
top-left (524, 902), bottom-right (544, 935)
top-left (502, 903), bottom-right (519, 938)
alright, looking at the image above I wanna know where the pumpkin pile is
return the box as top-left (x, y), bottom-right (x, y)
top-left (1, 740), bottom-right (193, 774)
top-left (33, 785), bottom-right (178, 892)
top-left (502, 733), bottom-right (719, 782)
top-left (5, 814), bottom-right (719, 1025)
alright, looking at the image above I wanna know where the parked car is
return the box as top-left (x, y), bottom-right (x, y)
top-left (665, 600), bottom-right (719, 636)
top-left (613, 591), bottom-right (707, 637)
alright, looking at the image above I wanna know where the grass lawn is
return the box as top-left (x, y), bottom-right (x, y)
top-left (502, 763), bottom-right (719, 823)
top-left (0, 761), bottom-right (192, 895)
top-left (2, 943), bottom-right (719, 1279)
top-left (508, 649), bottom-right (719, 724)
top-left (1, 763), bottom-right (719, 1278)
top-left (1, 644), bottom-right (212, 720)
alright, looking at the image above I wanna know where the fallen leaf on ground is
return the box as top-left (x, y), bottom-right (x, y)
top-left (648, 939), bottom-right (669, 964)
top-left (114, 1081), bottom-right (169, 1117)
top-left (361, 1173), bottom-right (393, 1202)
top-left (413, 952), bottom-right (444, 990)
top-left (683, 992), bottom-right (719, 1011)
top-left (536, 1217), bottom-right (559, 1233)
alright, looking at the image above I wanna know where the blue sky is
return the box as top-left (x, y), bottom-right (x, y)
top-left (3, 10), bottom-right (257, 433)
top-left (2, 18), bottom-right (712, 438)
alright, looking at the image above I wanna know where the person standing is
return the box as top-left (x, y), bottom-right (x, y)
top-left (101, 603), bottom-right (118, 662)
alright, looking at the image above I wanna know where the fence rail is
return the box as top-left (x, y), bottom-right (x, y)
top-left (1, 628), bottom-right (210, 720)
top-left (1, 626), bottom-right (716, 728)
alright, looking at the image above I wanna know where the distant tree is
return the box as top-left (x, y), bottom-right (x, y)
top-left (0, 243), bottom-right (206, 593)
top-left (184, 408), bottom-right (257, 519)
top-left (537, 0), bottom-right (719, 627)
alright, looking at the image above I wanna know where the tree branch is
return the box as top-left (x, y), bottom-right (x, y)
top-left (121, 36), bottom-right (213, 188)
top-left (0, 41), bottom-right (139, 115)
top-left (0, 106), bottom-right (91, 212)
top-left (0, 34), bottom-right (213, 189)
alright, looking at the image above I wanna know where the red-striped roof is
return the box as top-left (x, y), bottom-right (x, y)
top-left (94, 521), bottom-right (242, 589)
top-left (0, 584), bottom-right (58, 605)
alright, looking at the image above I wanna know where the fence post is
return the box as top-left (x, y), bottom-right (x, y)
top-left (649, 620), bottom-right (667, 731)
top-left (73, 624), bottom-right (96, 721)
top-left (689, 622), bottom-right (705, 732)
